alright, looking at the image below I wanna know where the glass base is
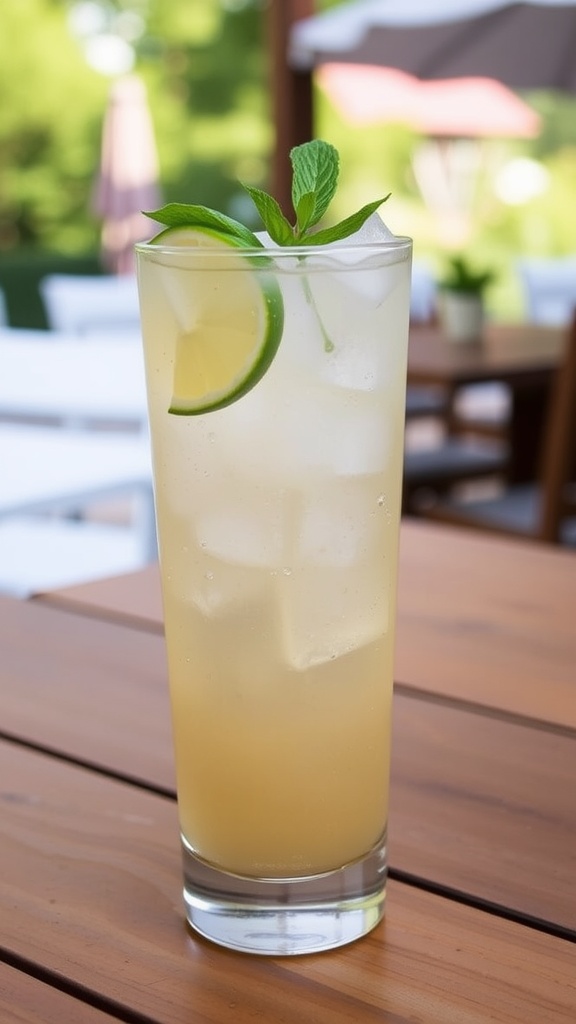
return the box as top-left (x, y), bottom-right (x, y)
top-left (181, 831), bottom-right (387, 956)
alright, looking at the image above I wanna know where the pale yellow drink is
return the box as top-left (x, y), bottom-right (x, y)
top-left (136, 232), bottom-right (411, 949)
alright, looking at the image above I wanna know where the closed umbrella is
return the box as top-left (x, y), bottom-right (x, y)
top-left (93, 75), bottom-right (162, 275)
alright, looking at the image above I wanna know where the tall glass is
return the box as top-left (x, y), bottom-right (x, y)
top-left (135, 235), bottom-right (412, 955)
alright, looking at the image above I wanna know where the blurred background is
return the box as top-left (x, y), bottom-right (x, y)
top-left (1, 0), bottom-right (575, 326)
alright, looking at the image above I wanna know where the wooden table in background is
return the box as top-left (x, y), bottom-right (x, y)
top-left (408, 322), bottom-right (565, 482)
top-left (1, 520), bottom-right (575, 1023)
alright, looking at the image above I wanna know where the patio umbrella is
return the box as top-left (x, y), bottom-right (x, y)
top-left (317, 62), bottom-right (542, 243)
top-left (270, 0), bottom-right (576, 216)
top-left (318, 62), bottom-right (541, 244)
top-left (289, 0), bottom-right (576, 91)
top-left (93, 75), bottom-right (162, 275)
top-left (271, 0), bottom-right (576, 215)
top-left (316, 64), bottom-right (541, 137)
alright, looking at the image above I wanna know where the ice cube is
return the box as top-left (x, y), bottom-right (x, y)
top-left (216, 381), bottom-right (394, 483)
top-left (190, 558), bottom-right (270, 618)
top-left (279, 562), bottom-right (389, 670)
top-left (278, 474), bottom-right (398, 668)
top-left (195, 489), bottom-right (285, 568)
top-left (327, 212), bottom-right (398, 248)
top-left (255, 229), bottom-right (278, 247)
top-left (296, 477), bottom-right (384, 567)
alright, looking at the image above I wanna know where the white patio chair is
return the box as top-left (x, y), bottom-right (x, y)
top-left (0, 516), bottom-right (151, 598)
top-left (0, 329), bottom-right (148, 433)
top-left (517, 256), bottom-right (576, 325)
top-left (0, 422), bottom-right (156, 596)
top-left (40, 273), bottom-right (141, 335)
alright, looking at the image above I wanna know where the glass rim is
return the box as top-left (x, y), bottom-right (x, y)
top-left (134, 236), bottom-right (413, 259)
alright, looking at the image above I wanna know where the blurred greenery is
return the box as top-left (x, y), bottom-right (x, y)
top-left (0, 0), bottom-right (575, 325)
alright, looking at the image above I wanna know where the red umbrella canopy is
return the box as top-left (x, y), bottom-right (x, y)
top-left (93, 75), bottom-right (162, 275)
top-left (290, 0), bottom-right (576, 93)
top-left (317, 64), bottom-right (541, 138)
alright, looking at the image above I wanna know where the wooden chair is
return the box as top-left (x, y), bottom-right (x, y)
top-left (403, 436), bottom-right (508, 513)
top-left (411, 311), bottom-right (576, 545)
top-left (0, 516), bottom-right (152, 598)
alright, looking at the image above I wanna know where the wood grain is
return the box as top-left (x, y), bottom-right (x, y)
top-left (0, 595), bottom-right (174, 791)
top-left (0, 963), bottom-right (120, 1024)
top-left (38, 561), bottom-right (164, 632)
top-left (395, 521), bottom-right (576, 728)
top-left (39, 521), bottom-right (576, 728)
top-left (390, 693), bottom-right (576, 931)
top-left (2, 741), bottom-right (575, 1024)
top-left (1, 596), bottom-right (574, 930)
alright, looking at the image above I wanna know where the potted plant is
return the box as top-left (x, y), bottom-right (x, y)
top-left (439, 255), bottom-right (495, 343)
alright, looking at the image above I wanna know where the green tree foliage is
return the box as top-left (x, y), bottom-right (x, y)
top-left (139, 0), bottom-right (270, 226)
top-left (0, 0), bottom-right (574, 322)
top-left (0, 0), bottom-right (107, 251)
top-left (0, 0), bottom-right (270, 253)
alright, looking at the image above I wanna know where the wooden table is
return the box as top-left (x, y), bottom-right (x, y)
top-left (2, 521), bottom-right (575, 1022)
top-left (408, 322), bottom-right (565, 482)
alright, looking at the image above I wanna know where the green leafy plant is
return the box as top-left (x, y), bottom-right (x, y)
top-left (439, 255), bottom-right (495, 295)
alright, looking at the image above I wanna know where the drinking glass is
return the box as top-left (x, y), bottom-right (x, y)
top-left (135, 234), bottom-right (412, 955)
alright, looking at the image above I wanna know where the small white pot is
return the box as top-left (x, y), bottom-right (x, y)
top-left (440, 291), bottom-right (484, 343)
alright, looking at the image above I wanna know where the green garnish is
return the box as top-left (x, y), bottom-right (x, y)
top-left (144, 141), bottom-right (391, 372)
top-left (145, 140), bottom-right (390, 248)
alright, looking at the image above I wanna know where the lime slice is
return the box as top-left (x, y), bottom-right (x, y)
top-left (150, 225), bottom-right (284, 415)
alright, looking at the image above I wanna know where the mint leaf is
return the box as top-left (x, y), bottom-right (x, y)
top-left (290, 140), bottom-right (338, 237)
top-left (241, 184), bottom-right (294, 245)
top-left (144, 203), bottom-right (262, 249)
top-left (297, 196), bottom-right (391, 247)
top-left (295, 191), bottom-right (317, 235)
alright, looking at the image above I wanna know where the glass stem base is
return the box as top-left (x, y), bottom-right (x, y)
top-left (181, 831), bottom-right (387, 956)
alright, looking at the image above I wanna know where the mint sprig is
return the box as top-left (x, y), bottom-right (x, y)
top-left (244, 140), bottom-right (390, 245)
top-left (144, 142), bottom-right (392, 357)
top-left (145, 141), bottom-right (390, 248)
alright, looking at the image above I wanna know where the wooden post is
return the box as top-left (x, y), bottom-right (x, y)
top-left (266, 0), bottom-right (315, 217)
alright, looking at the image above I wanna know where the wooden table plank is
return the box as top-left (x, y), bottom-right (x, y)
top-left (0, 963), bottom-right (121, 1024)
top-left (395, 523), bottom-right (576, 729)
top-left (38, 521), bottom-right (576, 729)
top-left (2, 741), bottom-right (575, 1024)
top-left (0, 595), bottom-right (174, 791)
top-left (1, 596), bottom-right (574, 931)
top-left (390, 692), bottom-right (576, 933)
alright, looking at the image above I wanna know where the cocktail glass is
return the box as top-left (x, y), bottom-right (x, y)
top-left (135, 230), bottom-right (412, 955)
